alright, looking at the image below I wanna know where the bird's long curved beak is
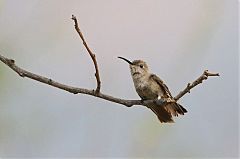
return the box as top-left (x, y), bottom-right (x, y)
top-left (118, 56), bottom-right (133, 65)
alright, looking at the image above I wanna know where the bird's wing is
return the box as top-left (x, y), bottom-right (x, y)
top-left (149, 74), bottom-right (187, 123)
top-left (149, 74), bottom-right (173, 98)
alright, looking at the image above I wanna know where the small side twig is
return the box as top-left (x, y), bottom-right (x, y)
top-left (71, 15), bottom-right (101, 93)
top-left (174, 70), bottom-right (220, 101)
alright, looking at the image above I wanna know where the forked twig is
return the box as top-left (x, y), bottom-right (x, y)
top-left (174, 70), bottom-right (219, 101)
top-left (71, 15), bottom-right (101, 93)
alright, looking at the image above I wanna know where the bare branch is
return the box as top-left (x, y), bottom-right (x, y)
top-left (0, 54), bottom-right (219, 108)
top-left (71, 15), bottom-right (101, 93)
top-left (0, 54), bottom-right (152, 107)
top-left (0, 15), bottom-right (219, 110)
top-left (174, 70), bottom-right (220, 101)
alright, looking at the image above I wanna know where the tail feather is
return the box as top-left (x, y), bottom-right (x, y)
top-left (149, 104), bottom-right (174, 123)
top-left (148, 103), bottom-right (187, 123)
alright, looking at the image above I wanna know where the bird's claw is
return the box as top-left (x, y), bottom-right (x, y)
top-left (165, 98), bottom-right (176, 103)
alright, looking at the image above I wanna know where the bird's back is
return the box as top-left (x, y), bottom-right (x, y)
top-left (133, 73), bottom-right (187, 123)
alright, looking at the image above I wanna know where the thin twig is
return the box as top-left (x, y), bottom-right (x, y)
top-left (71, 15), bottom-right (101, 93)
top-left (174, 70), bottom-right (219, 101)
top-left (0, 54), bottom-right (219, 108)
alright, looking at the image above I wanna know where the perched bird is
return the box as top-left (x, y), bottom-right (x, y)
top-left (118, 56), bottom-right (187, 123)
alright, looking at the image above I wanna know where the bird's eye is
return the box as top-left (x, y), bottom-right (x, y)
top-left (140, 64), bottom-right (144, 68)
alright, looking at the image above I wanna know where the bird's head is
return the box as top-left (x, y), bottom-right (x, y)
top-left (118, 56), bottom-right (149, 78)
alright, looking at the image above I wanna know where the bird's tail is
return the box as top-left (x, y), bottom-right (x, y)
top-left (148, 103), bottom-right (187, 123)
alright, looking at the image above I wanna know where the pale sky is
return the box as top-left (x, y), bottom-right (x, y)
top-left (0, 0), bottom-right (238, 158)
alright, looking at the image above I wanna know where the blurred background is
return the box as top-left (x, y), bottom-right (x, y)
top-left (0, 0), bottom-right (238, 158)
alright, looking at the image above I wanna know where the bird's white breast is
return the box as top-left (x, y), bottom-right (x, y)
top-left (132, 74), bottom-right (161, 99)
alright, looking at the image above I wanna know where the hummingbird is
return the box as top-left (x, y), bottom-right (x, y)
top-left (118, 56), bottom-right (187, 123)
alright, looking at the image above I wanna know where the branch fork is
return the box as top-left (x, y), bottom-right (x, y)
top-left (0, 15), bottom-right (219, 110)
top-left (71, 15), bottom-right (101, 93)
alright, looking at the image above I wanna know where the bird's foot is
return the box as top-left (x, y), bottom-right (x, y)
top-left (166, 98), bottom-right (176, 103)
top-left (155, 98), bottom-right (165, 105)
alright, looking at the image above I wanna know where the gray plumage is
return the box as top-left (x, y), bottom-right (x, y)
top-left (118, 57), bottom-right (187, 123)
